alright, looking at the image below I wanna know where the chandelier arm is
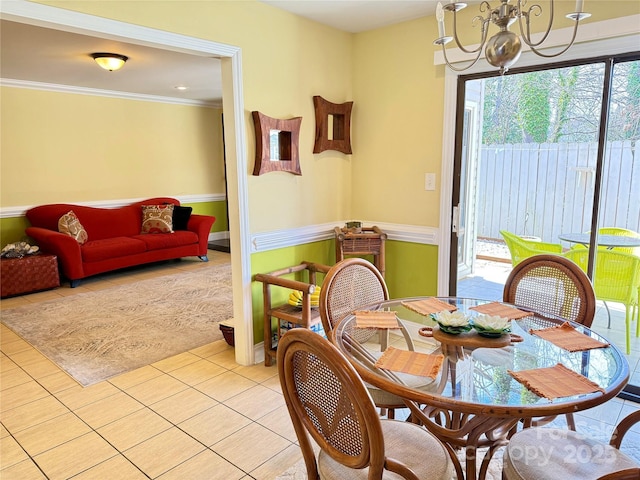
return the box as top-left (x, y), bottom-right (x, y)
top-left (440, 42), bottom-right (484, 72)
top-left (526, 19), bottom-right (581, 58)
top-left (451, 12), bottom-right (491, 54)
top-left (517, 1), bottom-right (555, 48)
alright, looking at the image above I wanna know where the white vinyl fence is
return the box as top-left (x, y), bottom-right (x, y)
top-left (476, 141), bottom-right (639, 244)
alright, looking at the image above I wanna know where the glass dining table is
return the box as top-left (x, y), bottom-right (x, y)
top-left (330, 297), bottom-right (630, 480)
top-left (558, 232), bottom-right (640, 249)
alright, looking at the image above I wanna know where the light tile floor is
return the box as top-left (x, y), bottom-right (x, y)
top-left (1, 252), bottom-right (638, 479)
top-left (1, 252), bottom-right (303, 479)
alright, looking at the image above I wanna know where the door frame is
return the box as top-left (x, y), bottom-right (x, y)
top-left (1, 1), bottom-right (256, 365)
top-left (437, 17), bottom-right (640, 296)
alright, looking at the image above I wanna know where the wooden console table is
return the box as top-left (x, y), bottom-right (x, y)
top-left (334, 226), bottom-right (387, 277)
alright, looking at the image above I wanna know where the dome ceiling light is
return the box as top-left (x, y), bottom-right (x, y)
top-left (90, 52), bottom-right (128, 71)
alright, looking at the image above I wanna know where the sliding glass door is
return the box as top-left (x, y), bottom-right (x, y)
top-left (452, 53), bottom-right (640, 393)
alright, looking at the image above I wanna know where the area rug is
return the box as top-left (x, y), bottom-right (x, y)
top-left (1, 262), bottom-right (233, 386)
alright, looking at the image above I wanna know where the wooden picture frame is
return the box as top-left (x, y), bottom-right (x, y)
top-left (313, 96), bottom-right (353, 154)
top-left (252, 111), bottom-right (302, 176)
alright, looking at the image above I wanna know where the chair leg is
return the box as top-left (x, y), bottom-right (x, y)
top-left (604, 301), bottom-right (612, 329)
top-left (626, 307), bottom-right (631, 355)
top-left (566, 413), bottom-right (576, 431)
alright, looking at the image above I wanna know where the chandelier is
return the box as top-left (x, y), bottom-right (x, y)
top-left (434, 0), bottom-right (590, 74)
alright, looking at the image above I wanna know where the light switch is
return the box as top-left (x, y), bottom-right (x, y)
top-left (425, 173), bottom-right (436, 191)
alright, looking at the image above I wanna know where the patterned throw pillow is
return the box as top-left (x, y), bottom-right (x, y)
top-left (141, 204), bottom-right (174, 234)
top-left (58, 210), bottom-right (89, 245)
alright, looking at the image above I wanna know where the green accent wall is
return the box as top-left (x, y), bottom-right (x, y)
top-left (249, 238), bottom-right (439, 345)
top-left (0, 217), bottom-right (31, 246)
top-left (250, 240), bottom-right (335, 342)
top-left (184, 200), bottom-right (228, 232)
top-left (385, 240), bottom-right (439, 298)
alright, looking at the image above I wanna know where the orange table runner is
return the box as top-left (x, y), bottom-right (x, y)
top-left (530, 321), bottom-right (610, 352)
top-left (401, 298), bottom-right (457, 316)
top-left (375, 346), bottom-right (444, 379)
top-left (354, 310), bottom-right (400, 329)
top-left (469, 302), bottom-right (533, 319)
top-left (508, 363), bottom-right (605, 400)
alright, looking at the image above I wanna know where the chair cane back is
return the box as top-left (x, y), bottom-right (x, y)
top-left (503, 254), bottom-right (596, 328)
top-left (318, 258), bottom-right (422, 419)
top-left (503, 254), bottom-right (596, 431)
top-left (277, 328), bottom-right (453, 480)
top-left (503, 410), bottom-right (640, 480)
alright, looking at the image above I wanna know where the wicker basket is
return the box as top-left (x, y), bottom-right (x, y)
top-left (219, 324), bottom-right (235, 346)
top-left (1, 254), bottom-right (60, 298)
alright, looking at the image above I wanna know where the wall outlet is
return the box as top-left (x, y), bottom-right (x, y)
top-left (425, 173), bottom-right (436, 191)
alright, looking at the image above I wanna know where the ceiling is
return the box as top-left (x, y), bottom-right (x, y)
top-left (0, 2), bottom-right (441, 105)
top-left (262, 0), bottom-right (441, 33)
top-left (0, 20), bottom-right (224, 105)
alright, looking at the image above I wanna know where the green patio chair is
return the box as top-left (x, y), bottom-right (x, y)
top-left (599, 227), bottom-right (640, 256)
top-left (564, 249), bottom-right (640, 354)
top-left (500, 230), bottom-right (563, 267)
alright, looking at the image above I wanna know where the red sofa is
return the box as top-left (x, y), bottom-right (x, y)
top-left (25, 197), bottom-right (215, 287)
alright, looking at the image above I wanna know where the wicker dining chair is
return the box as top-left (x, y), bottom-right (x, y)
top-left (502, 410), bottom-right (640, 480)
top-left (503, 254), bottom-right (596, 430)
top-left (318, 258), bottom-right (426, 419)
top-left (277, 328), bottom-right (453, 480)
top-left (503, 254), bottom-right (596, 328)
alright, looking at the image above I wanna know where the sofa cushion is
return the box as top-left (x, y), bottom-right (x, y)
top-left (132, 231), bottom-right (198, 251)
top-left (58, 211), bottom-right (89, 245)
top-left (141, 204), bottom-right (174, 234)
top-left (81, 237), bottom-right (147, 263)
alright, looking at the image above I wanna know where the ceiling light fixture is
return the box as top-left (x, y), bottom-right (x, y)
top-left (434, 0), bottom-right (590, 74)
top-left (90, 52), bottom-right (128, 71)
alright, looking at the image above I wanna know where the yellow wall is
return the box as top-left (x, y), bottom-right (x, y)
top-left (10, 0), bottom-right (636, 234)
top-left (31, 0), bottom-right (355, 234)
top-left (1, 88), bottom-right (224, 205)
top-left (351, 17), bottom-right (444, 227)
top-left (349, 0), bottom-right (639, 229)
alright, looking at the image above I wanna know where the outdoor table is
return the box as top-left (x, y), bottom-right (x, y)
top-left (331, 296), bottom-right (630, 480)
top-left (559, 232), bottom-right (640, 249)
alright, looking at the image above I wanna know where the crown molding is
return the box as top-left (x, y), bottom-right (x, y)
top-left (0, 79), bottom-right (221, 108)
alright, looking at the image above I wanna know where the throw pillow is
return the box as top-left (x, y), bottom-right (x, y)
top-left (141, 204), bottom-right (174, 234)
top-left (58, 210), bottom-right (89, 245)
top-left (172, 205), bottom-right (193, 230)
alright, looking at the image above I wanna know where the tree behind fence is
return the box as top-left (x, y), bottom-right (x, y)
top-left (477, 141), bottom-right (639, 243)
